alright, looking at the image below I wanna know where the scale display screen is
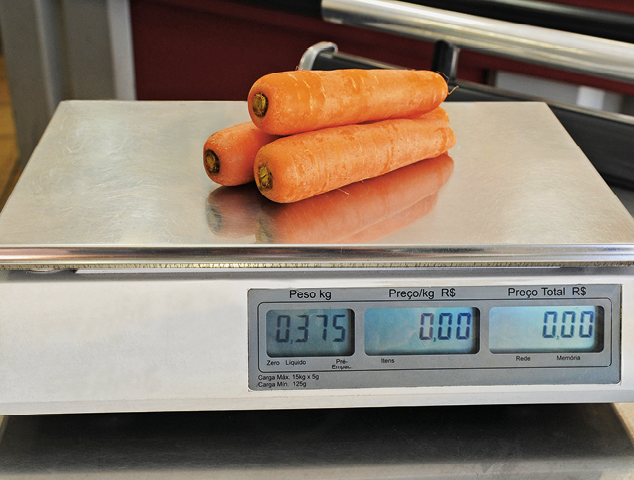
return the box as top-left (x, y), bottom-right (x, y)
top-left (364, 307), bottom-right (478, 355)
top-left (249, 284), bottom-right (619, 391)
top-left (266, 309), bottom-right (354, 357)
top-left (489, 305), bottom-right (602, 353)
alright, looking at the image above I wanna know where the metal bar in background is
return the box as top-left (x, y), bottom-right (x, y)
top-left (322, 0), bottom-right (634, 83)
top-left (410, 0), bottom-right (634, 44)
top-left (61, 0), bottom-right (136, 101)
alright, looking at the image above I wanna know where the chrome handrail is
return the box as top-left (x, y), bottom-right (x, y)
top-left (322, 0), bottom-right (634, 83)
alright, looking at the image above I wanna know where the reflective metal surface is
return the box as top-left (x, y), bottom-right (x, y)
top-left (323, 0), bottom-right (634, 83)
top-left (0, 100), bottom-right (633, 269)
top-left (1, 404), bottom-right (634, 478)
top-left (298, 41), bottom-right (339, 70)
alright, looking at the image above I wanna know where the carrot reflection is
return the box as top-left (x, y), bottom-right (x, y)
top-left (206, 184), bottom-right (268, 238)
top-left (256, 153), bottom-right (453, 244)
top-left (342, 193), bottom-right (438, 243)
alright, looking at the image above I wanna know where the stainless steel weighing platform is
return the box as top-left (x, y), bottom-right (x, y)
top-left (1, 101), bottom-right (634, 417)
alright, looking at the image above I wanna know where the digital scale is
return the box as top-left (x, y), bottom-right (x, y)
top-left (1, 100), bottom-right (634, 415)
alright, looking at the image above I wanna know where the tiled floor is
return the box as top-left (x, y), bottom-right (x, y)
top-left (0, 56), bottom-right (20, 211)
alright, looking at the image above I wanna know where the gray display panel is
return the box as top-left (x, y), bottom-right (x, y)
top-left (265, 308), bottom-right (354, 357)
top-left (365, 307), bottom-right (479, 355)
top-left (248, 284), bottom-right (620, 391)
top-left (489, 305), bottom-right (602, 353)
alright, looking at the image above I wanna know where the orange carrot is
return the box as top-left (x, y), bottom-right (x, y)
top-left (419, 106), bottom-right (449, 123)
top-left (248, 69), bottom-right (448, 135)
top-left (206, 184), bottom-right (268, 239)
top-left (362, 106), bottom-right (449, 124)
top-left (254, 117), bottom-right (455, 203)
top-left (256, 153), bottom-right (453, 244)
top-left (203, 121), bottom-right (279, 186)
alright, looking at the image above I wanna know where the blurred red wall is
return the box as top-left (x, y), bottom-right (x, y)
top-left (130, 0), bottom-right (634, 101)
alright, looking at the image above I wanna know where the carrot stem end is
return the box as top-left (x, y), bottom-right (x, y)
top-left (204, 149), bottom-right (220, 176)
top-left (252, 93), bottom-right (268, 117)
top-left (258, 165), bottom-right (273, 191)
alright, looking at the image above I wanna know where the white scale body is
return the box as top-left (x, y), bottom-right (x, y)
top-left (1, 101), bottom-right (634, 415)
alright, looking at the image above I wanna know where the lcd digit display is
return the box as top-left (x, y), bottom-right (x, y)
top-left (364, 307), bottom-right (479, 355)
top-left (489, 305), bottom-right (603, 353)
top-left (266, 309), bottom-right (354, 357)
